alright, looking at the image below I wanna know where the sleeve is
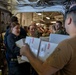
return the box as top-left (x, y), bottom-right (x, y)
top-left (45, 40), bottom-right (72, 69)
top-left (7, 35), bottom-right (20, 56)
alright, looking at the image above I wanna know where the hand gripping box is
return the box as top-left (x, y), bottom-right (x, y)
top-left (38, 41), bottom-right (58, 61)
top-left (15, 38), bottom-right (27, 63)
top-left (16, 38), bottom-right (25, 48)
top-left (21, 36), bottom-right (41, 62)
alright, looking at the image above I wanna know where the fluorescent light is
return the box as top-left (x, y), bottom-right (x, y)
top-left (51, 21), bottom-right (56, 23)
top-left (41, 24), bottom-right (44, 26)
top-left (37, 13), bottom-right (42, 15)
top-left (46, 17), bottom-right (50, 20)
top-left (36, 23), bottom-right (40, 25)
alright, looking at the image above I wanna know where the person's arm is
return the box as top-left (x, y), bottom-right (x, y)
top-left (7, 35), bottom-right (20, 56)
top-left (20, 40), bottom-right (72, 75)
top-left (20, 44), bottom-right (59, 75)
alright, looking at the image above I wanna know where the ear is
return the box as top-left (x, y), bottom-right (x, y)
top-left (68, 17), bottom-right (72, 25)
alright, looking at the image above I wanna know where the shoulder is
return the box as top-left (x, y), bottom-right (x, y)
top-left (53, 38), bottom-right (72, 56)
top-left (7, 33), bottom-right (14, 39)
top-left (58, 38), bottom-right (71, 48)
top-left (5, 28), bottom-right (10, 34)
top-left (46, 38), bottom-right (72, 68)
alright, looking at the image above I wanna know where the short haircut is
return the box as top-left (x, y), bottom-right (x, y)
top-left (10, 22), bottom-right (20, 33)
top-left (10, 22), bottom-right (20, 28)
top-left (29, 22), bottom-right (37, 29)
top-left (65, 5), bottom-right (76, 25)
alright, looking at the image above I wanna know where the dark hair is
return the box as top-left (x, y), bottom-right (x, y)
top-left (29, 24), bottom-right (36, 29)
top-left (56, 21), bottom-right (62, 25)
top-left (10, 22), bottom-right (20, 33)
top-left (65, 5), bottom-right (76, 25)
top-left (65, 5), bottom-right (76, 16)
top-left (10, 22), bottom-right (20, 28)
top-left (6, 25), bottom-right (10, 29)
top-left (10, 16), bottom-right (18, 22)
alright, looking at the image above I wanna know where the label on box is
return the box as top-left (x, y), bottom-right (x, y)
top-left (38, 41), bottom-right (58, 61)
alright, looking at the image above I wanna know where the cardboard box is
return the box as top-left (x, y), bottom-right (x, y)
top-left (21, 36), bottom-right (41, 62)
top-left (15, 38), bottom-right (26, 63)
top-left (16, 34), bottom-right (69, 62)
top-left (49, 34), bottom-right (70, 44)
top-left (15, 38), bottom-right (25, 48)
top-left (17, 56), bottom-right (27, 64)
top-left (40, 37), bottom-right (49, 42)
top-left (38, 41), bottom-right (58, 61)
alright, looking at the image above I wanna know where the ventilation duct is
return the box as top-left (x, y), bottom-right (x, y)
top-left (16, 0), bottom-right (40, 4)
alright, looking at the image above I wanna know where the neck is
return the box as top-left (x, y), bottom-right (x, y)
top-left (69, 25), bottom-right (76, 38)
top-left (12, 32), bottom-right (18, 36)
top-left (70, 33), bottom-right (76, 38)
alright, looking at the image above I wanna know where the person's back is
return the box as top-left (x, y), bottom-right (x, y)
top-left (52, 36), bottom-right (76, 75)
top-left (66, 37), bottom-right (76, 75)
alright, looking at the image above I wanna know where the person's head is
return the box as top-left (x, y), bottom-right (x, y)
top-left (29, 25), bottom-right (36, 37)
top-left (10, 16), bottom-right (18, 23)
top-left (55, 21), bottom-right (62, 30)
top-left (31, 21), bottom-right (36, 26)
top-left (65, 5), bottom-right (76, 36)
top-left (10, 22), bottom-right (20, 36)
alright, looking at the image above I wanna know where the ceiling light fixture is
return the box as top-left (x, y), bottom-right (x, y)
top-left (37, 13), bottom-right (42, 15)
top-left (51, 21), bottom-right (56, 23)
top-left (17, 0), bottom-right (40, 4)
top-left (46, 17), bottom-right (50, 20)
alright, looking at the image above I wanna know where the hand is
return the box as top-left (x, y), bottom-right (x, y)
top-left (20, 43), bottom-right (31, 56)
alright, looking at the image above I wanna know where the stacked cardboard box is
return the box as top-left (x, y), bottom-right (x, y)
top-left (38, 41), bottom-right (58, 61)
top-left (16, 34), bottom-right (69, 63)
top-left (49, 34), bottom-right (70, 44)
top-left (21, 37), bottom-right (41, 62)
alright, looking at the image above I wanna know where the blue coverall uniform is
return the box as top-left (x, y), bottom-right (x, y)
top-left (6, 33), bottom-right (30, 75)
